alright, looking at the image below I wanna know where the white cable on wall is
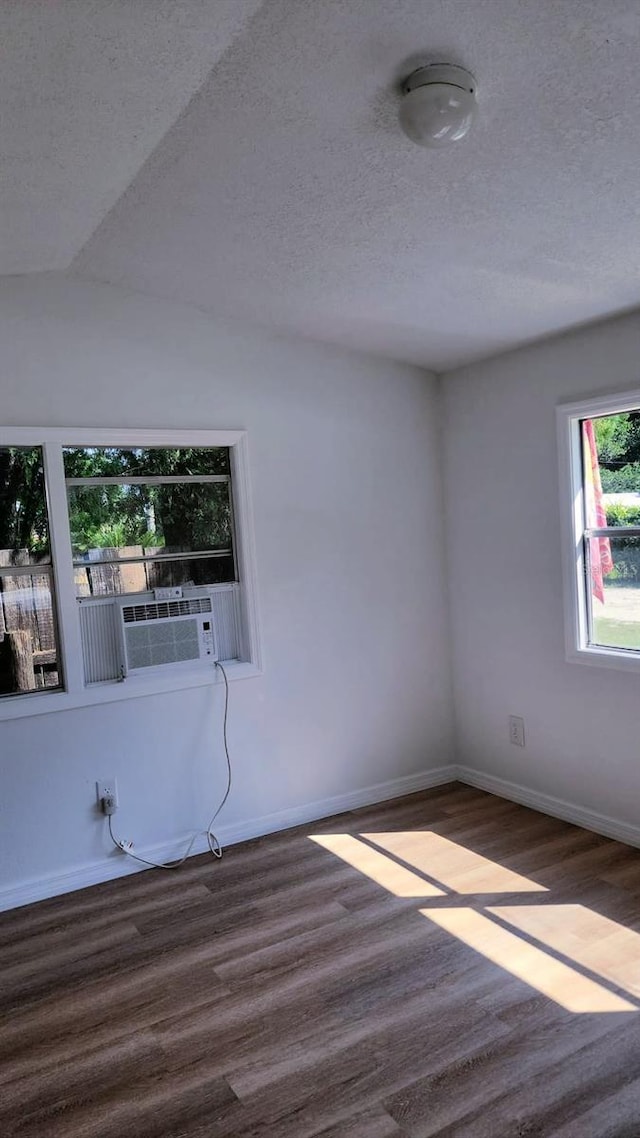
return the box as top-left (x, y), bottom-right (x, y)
top-left (106, 660), bottom-right (233, 870)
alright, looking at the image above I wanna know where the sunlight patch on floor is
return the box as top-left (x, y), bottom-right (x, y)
top-left (363, 831), bottom-right (547, 894)
top-left (310, 834), bottom-right (445, 898)
top-left (311, 830), bottom-right (639, 1013)
top-left (420, 907), bottom-right (636, 1013)
top-left (489, 905), bottom-right (640, 999)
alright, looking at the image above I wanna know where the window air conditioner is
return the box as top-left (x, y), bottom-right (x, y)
top-left (117, 588), bottom-right (218, 676)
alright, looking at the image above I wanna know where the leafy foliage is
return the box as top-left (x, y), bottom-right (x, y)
top-left (594, 412), bottom-right (640, 493)
top-left (604, 504), bottom-right (640, 527)
top-left (600, 464), bottom-right (640, 492)
top-left (594, 412), bottom-right (631, 463)
top-left (0, 448), bottom-right (49, 558)
top-left (63, 447), bottom-right (229, 479)
top-left (64, 448), bottom-right (233, 557)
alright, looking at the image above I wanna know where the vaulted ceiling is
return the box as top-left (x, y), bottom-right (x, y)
top-left (5, 0), bottom-right (640, 370)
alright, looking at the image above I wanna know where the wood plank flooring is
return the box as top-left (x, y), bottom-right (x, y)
top-left (2, 782), bottom-right (640, 1136)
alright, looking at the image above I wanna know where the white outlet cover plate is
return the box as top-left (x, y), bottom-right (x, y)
top-left (508, 716), bottom-right (525, 747)
top-left (96, 778), bottom-right (119, 806)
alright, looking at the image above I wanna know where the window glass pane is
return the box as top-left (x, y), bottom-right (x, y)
top-left (0, 573), bottom-right (61, 695)
top-left (589, 536), bottom-right (640, 651)
top-left (63, 446), bottom-right (230, 478)
top-left (67, 482), bottom-right (233, 561)
top-left (75, 554), bottom-right (235, 597)
top-left (0, 446), bottom-right (51, 564)
top-left (587, 412), bottom-right (640, 500)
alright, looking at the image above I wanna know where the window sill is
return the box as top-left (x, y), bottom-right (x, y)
top-left (567, 644), bottom-right (640, 674)
top-left (0, 660), bottom-right (261, 721)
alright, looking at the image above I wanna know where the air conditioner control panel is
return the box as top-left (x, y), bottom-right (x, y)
top-left (201, 619), bottom-right (215, 657)
top-left (154, 586), bottom-right (183, 601)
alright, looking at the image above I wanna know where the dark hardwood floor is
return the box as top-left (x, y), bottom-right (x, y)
top-left (2, 782), bottom-right (640, 1136)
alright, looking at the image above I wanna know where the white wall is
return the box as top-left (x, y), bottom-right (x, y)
top-left (442, 311), bottom-right (640, 826)
top-left (0, 276), bottom-right (454, 905)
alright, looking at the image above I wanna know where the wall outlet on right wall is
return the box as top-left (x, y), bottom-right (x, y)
top-left (509, 715), bottom-right (525, 747)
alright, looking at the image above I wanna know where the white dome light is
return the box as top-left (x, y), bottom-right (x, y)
top-left (399, 63), bottom-right (477, 149)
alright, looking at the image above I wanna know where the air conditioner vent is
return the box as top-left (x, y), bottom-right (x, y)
top-left (122, 597), bottom-right (213, 624)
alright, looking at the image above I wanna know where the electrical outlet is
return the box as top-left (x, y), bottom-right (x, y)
top-left (509, 716), bottom-right (525, 748)
top-left (96, 778), bottom-right (119, 808)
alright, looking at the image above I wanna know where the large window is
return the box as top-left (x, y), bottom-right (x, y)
top-left (0, 430), bottom-right (260, 716)
top-left (558, 389), bottom-right (640, 669)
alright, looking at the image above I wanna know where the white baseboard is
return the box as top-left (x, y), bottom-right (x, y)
top-left (0, 765), bottom-right (456, 913)
top-left (7, 763), bottom-right (637, 915)
top-left (455, 765), bottom-right (640, 850)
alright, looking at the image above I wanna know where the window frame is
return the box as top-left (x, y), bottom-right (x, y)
top-left (557, 387), bottom-right (640, 673)
top-left (0, 428), bottom-right (262, 720)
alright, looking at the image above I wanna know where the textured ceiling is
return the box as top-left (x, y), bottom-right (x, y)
top-left (0, 0), bottom-right (263, 273)
top-left (7, 0), bottom-right (640, 369)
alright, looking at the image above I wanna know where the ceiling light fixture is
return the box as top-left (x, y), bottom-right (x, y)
top-left (399, 63), bottom-right (477, 149)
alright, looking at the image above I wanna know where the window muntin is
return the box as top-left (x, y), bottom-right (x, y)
top-left (64, 446), bottom-right (235, 598)
top-left (0, 447), bottom-right (62, 697)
